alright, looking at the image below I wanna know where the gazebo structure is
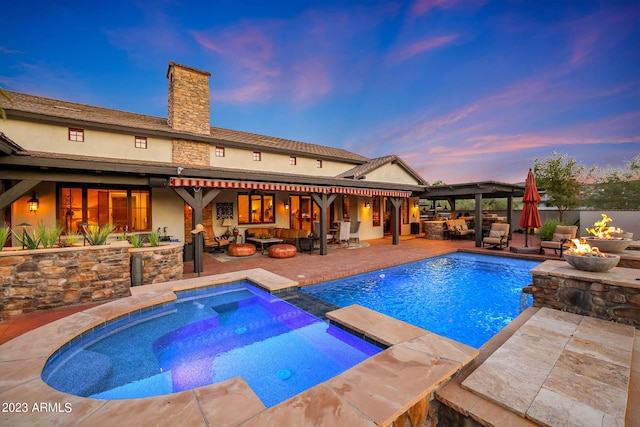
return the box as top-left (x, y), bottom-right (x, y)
top-left (419, 181), bottom-right (525, 247)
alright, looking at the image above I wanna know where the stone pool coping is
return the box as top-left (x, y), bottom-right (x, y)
top-left (0, 268), bottom-right (478, 426)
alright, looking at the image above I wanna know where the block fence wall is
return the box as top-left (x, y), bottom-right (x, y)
top-left (0, 243), bottom-right (183, 319)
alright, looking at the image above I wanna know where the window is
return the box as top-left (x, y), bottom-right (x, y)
top-left (57, 186), bottom-right (151, 233)
top-left (135, 136), bottom-right (147, 149)
top-left (215, 146), bottom-right (225, 157)
top-left (289, 156), bottom-right (297, 166)
top-left (237, 193), bottom-right (275, 224)
top-left (372, 197), bottom-right (381, 227)
top-left (68, 128), bottom-right (84, 142)
top-left (402, 198), bottom-right (409, 224)
top-left (316, 160), bottom-right (323, 168)
top-left (253, 152), bottom-right (261, 161)
top-left (342, 195), bottom-right (350, 219)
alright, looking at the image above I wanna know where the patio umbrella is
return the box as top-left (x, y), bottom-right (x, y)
top-left (519, 169), bottom-right (542, 247)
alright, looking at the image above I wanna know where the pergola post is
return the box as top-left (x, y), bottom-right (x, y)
top-left (172, 187), bottom-right (221, 272)
top-left (311, 193), bottom-right (336, 255)
top-left (389, 197), bottom-right (404, 245)
top-left (474, 193), bottom-right (483, 247)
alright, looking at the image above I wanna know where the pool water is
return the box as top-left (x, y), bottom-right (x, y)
top-left (302, 253), bottom-right (539, 348)
top-left (42, 283), bottom-right (381, 407)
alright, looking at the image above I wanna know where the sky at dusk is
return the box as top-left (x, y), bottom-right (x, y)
top-left (1, 0), bottom-right (639, 185)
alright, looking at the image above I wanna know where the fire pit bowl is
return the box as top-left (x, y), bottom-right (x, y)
top-left (564, 253), bottom-right (620, 272)
top-left (584, 237), bottom-right (632, 253)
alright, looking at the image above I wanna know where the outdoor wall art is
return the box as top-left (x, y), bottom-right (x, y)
top-left (216, 202), bottom-right (234, 220)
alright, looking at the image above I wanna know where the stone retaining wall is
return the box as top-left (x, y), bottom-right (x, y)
top-left (526, 261), bottom-right (640, 327)
top-left (0, 244), bottom-right (183, 319)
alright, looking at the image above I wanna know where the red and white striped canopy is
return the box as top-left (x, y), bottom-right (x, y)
top-left (170, 178), bottom-right (411, 198)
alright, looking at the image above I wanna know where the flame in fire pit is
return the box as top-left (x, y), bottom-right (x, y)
top-left (567, 239), bottom-right (600, 256)
top-left (585, 213), bottom-right (624, 239)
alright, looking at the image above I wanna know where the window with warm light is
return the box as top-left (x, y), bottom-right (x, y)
top-left (237, 193), bottom-right (275, 224)
top-left (57, 186), bottom-right (150, 233)
top-left (253, 152), bottom-right (261, 161)
top-left (316, 160), bottom-right (323, 168)
top-left (289, 156), bottom-right (297, 165)
top-left (215, 146), bottom-right (225, 157)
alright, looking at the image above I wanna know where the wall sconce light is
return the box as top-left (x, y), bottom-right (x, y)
top-left (414, 201), bottom-right (419, 208)
top-left (28, 191), bottom-right (39, 213)
top-left (364, 201), bottom-right (371, 209)
top-left (284, 201), bottom-right (289, 210)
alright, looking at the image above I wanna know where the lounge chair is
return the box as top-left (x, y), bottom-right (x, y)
top-left (349, 221), bottom-right (361, 245)
top-left (203, 223), bottom-right (231, 252)
top-left (482, 223), bottom-right (510, 249)
top-left (446, 219), bottom-right (475, 240)
top-left (540, 225), bottom-right (577, 257)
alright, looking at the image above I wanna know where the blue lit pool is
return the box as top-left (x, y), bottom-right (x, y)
top-left (302, 253), bottom-right (539, 348)
top-left (42, 283), bottom-right (381, 407)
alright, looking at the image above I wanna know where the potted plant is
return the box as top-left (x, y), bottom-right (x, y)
top-left (232, 226), bottom-right (239, 237)
top-left (584, 213), bottom-right (632, 253)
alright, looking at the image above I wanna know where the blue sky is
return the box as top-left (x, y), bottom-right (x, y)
top-left (1, 0), bottom-right (638, 184)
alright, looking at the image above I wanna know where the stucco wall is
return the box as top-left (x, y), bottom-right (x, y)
top-left (0, 120), bottom-right (172, 162)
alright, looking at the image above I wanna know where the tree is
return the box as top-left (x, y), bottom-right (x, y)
top-left (587, 154), bottom-right (640, 209)
top-left (533, 152), bottom-right (586, 222)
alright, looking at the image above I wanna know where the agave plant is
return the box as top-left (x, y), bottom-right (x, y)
top-left (13, 227), bottom-right (41, 250)
top-left (147, 231), bottom-right (160, 247)
top-left (60, 232), bottom-right (80, 247)
top-left (0, 224), bottom-right (10, 251)
top-left (129, 234), bottom-right (145, 248)
top-left (37, 223), bottom-right (63, 248)
top-left (83, 223), bottom-right (116, 246)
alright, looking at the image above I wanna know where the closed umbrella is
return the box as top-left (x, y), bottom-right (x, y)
top-left (519, 169), bottom-right (542, 247)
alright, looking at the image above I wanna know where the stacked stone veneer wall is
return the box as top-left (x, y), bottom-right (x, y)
top-left (528, 270), bottom-right (640, 328)
top-left (172, 139), bottom-right (210, 166)
top-left (166, 61), bottom-right (211, 135)
top-left (0, 244), bottom-right (183, 319)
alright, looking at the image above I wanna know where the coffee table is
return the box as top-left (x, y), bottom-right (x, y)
top-left (246, 237), bottom-right (284, 254)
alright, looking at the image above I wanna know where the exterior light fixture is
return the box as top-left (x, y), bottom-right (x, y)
top-left (364, 201), bottom-right (371, 209)
top-left (284, 201), bottom-right (289, 210)
top-left (28, 191), bottom-right (39, 213)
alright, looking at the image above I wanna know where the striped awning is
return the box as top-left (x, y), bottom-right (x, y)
top-left (170, 178), bottom-right (329, 193)
top-left (330, 186), bottom-right (412, 198)
top-left (170, 178), bottom-right (411, 198)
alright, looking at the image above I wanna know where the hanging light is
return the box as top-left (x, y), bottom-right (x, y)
top-left (28, 191), bottom-right (39, 213)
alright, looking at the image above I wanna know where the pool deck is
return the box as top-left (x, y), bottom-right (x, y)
top-left (0, 234), bottom-right (638, 426)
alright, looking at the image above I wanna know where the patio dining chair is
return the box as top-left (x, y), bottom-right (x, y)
top-left (349, 221), bottom-right (361, 245)
top-left (202, 223), bottom-right (231, 252)
top-left (335, 221), bottom-right (351, 247)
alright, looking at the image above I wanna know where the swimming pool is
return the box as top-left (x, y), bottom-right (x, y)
top-left (42, 283), bottom-right (381, 407)
top-left (302, 252), bottom-right (539, 348)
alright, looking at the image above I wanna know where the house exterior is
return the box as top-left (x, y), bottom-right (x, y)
top-left (0, 62), bottom-right (427, 254)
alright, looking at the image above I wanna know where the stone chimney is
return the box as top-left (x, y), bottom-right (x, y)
top-left (166, 61), bottom-right (211, 135)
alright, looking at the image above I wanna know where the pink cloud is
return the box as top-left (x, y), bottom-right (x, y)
top-left (388, 34), bottom-right (459, 64)
top-left (410, 0), bottom-right (457, 17)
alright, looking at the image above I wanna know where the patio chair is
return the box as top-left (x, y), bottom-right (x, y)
top-left (203, 223), bottom-right (231, 252)
top-left (349, 221), bottom-right (361, 245)
top-left (334, 221), bottom-right (351, 247)
top-left (540, 225), bottom-right (577, 257)
top-left (482, 223), bottom-right (510, 249)
top-left (313, 221), bottom-right (334, 245)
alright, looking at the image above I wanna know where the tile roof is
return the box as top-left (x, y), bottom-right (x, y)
top-left (3, 91), bottom-right (370, 163)
top-left (338, 155), bottom-right (427, 185)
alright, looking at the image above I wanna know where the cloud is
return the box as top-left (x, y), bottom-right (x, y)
top-left (387, 34), bottom-right (459, 64)
top-left (409, 0), bottom-right (457, 17)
